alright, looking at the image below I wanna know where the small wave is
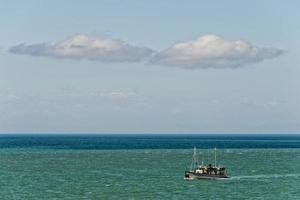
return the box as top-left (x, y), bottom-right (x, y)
top-left (101, 172), bottom-right (124, 177)
top-left (231, 173), bottom-right (300, 180)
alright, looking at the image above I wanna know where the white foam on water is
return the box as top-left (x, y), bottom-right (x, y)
top-left (184, 177), bottom-right (195, 180)
top-left (231, 173), bottom-right (300, 180)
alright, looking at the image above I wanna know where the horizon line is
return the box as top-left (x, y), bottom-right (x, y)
top-left (0, 132), bottom-right (299, 135)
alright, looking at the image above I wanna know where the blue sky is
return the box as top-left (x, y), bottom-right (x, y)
top-left (0, 0), bottom-right (299, 133)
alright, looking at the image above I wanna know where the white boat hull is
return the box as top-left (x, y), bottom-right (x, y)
top-left (185, 171), bottom-right (229, 179)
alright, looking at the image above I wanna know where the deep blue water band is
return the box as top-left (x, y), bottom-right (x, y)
top-left (0, 134), bottom-right (299, 149)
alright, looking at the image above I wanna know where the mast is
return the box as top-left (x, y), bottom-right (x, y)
top-left (207, 149), bottom-right (209, 165)
top-left (194, 146), bottom-right (198, 167)
top-left (190, 146), bottom-right (198, 169)
top-left (200, 150), bottom-right (203, 166)
top-left (214, 147), bottom-right (217, 167)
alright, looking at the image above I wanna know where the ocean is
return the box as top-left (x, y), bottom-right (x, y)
top-left (0, 134), bottom-right (299, 199)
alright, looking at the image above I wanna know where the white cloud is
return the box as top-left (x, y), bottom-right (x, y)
top-left (0, 93), bottom-right (18, 103)
top-left (10, 34), bottom-right (154, 63)
top-left (151, 34), bottom-right (284, 69)
top-left (10, 33), bottom-right (284, 69)
top-left (60, 89), bottom-right (140, 99)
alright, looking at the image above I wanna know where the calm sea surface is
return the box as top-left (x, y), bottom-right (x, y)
top-left (0, 134), bottom-right (299, 199)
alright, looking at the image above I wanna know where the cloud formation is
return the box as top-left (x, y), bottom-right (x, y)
top-left (152, 34), bottom-right (284, 69)
top-left (10, 34), bottom-right (153, 63)
top-left (10, 34), bottom-right (284, 69)
top-left (61, 90), bottom-right (140, 99)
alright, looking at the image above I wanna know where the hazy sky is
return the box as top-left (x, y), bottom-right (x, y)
top-left (1, 0), bottom-right (299, 133)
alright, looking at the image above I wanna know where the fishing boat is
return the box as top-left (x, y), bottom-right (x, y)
top-left (184, 147), bottom-right (229, 179)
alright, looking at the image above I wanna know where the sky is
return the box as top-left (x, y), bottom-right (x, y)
top-left (0, 0), bottom-right (299, 133)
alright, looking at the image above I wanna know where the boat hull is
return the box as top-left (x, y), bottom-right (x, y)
top-left (185, 171), bottom-right (229, 179)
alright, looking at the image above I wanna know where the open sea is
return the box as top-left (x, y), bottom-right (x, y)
top-left (0, 134), bottom-right (299, 199)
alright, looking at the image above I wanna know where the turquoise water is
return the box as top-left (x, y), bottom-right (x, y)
top-left (0, 135), bottom-right (299, 199)
top-left (0, 148), bottom-right (300, 199)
